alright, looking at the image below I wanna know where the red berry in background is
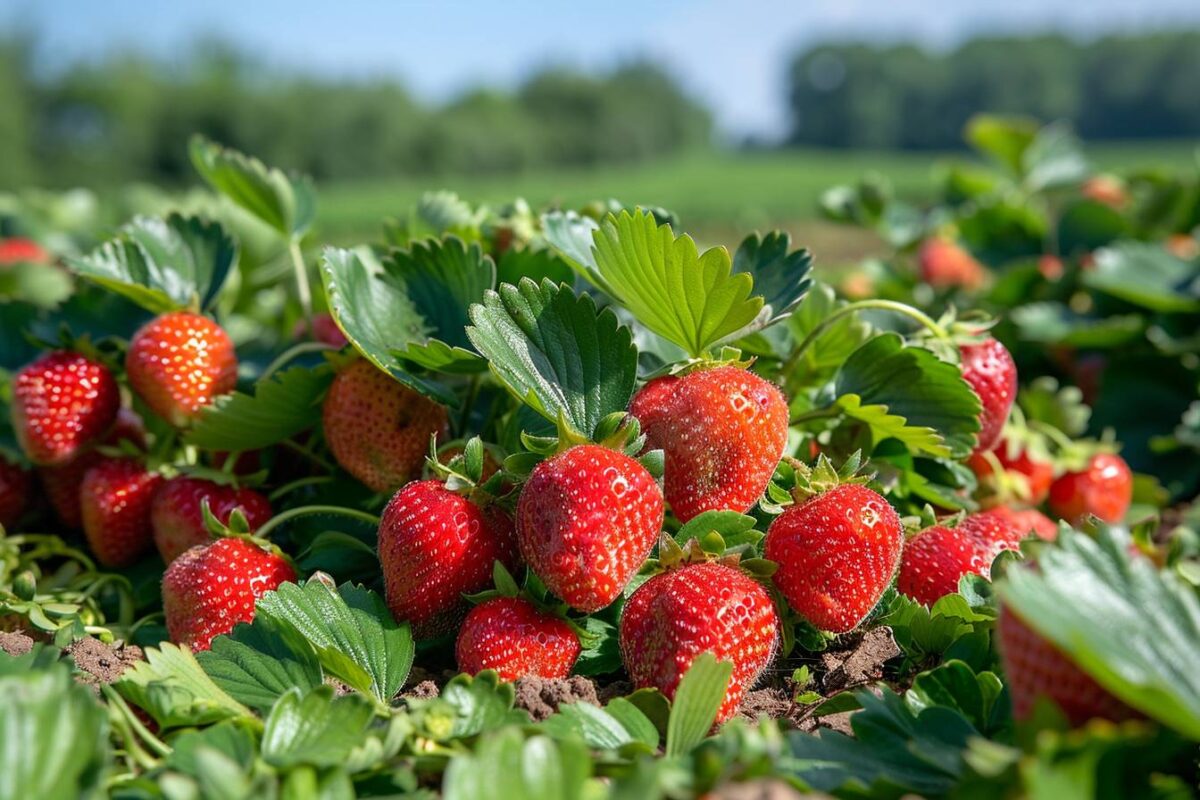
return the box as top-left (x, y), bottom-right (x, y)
top-left (379, 480), bottom-right (520, 639)
top-left (151, 477), bottom-right (273, 564)
top-left (0, 237), bottom-right (52, 265)
top-left (163, 537), bottom-right (296, 652)
top-left (620, 561), bottom-right (778, 724)
top-left (957, 508), bottom-right (1027, 565)
top-left (291, 312), bottom-right (348, 348)
top-left (126, 311), bottom-right (238, 427)
top-left (764, 484), bottom-right (903, 633)
top-left (897, 525), bottom-right (986, 606)
top-left (1037, 254), bottom-right (1064, 281)
top-left (967, 441), bottom-right (1054, 505)
top-left (918, 237), bottom-right (987, 290)
top-left (0, 458), bottom-right (32, 532)
top-left (38, 408), bottom-right (146, 529)
top-left (959, 337), bottom-right (1017, 455)
top-left (1166, 233), bottom-right (1199, 261)
top-left (322, 360), bottom-right (448, 493)
top-left (629, 366), bottom-right (788, 523)
top-left (1080, 174), bottom-right (1129, 209)
top-left (11, 351), bottom-right (120, 466)
top-left (1001, 507), bottom-right (1059, 542)
top-left (80, 459), bottom-right (163, 567)
top-left (516, 444), bottom-right (663, 613)
top-left (1048, 453), bottom-right (1133, 525)
top-left (456, 597), bottom-right (580, 680)
top-left (998, 605), bottom-right (1137, 725)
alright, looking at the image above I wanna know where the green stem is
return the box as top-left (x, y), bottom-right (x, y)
top-left (103, 685), bottom-right (171, 758)
top-left (281, 438), bottom-right (336, 472)
top-left (261, 341), bottom-right (335, 381)
top-left (268, 475), bottom-right (335, 502)
top-left (255, 504), bottom-right (380, 541)
top-left (789, 407), bottom-right (840, 426)
top-left (288, 238), bottom-right (313, 325)
top-left (1029, 419), bottom-right (1076, 453)
top-left (783, 299), bottom-right (951, 379)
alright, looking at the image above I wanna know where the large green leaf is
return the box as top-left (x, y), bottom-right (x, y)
top-left (184, 364), bottom-right (333, 450)
top-left (833, 333), bottom-right (982, 458)
top-left (1084, 241), bottom-right (1200, 313)
top-left (190, 135), bottom-right (316, 238)
top-left (1022, 122), bottom-right (1089, 192)
top-left (255, 580), bottom-right (414, 705)
top-left (466, 278), bottom-right (637, 439)
top-left (998, 526), bottom-right (1200, 739)
top-left (540, 698), bottom-right (659, 752)
top-left (591, 209), bottom-right (762, 357)
top-left (436, 671), bottom-right (526, 738)
top-left (0, 666), bottom-right (109, 800)
top-left (261, 687), bottom-right (376, 769)
top-left (66, 213), bottom-right (237, 313)
top-left (319, 247), bottom-right (457, 404)
top-left (382, 236), bottom-right (495, 350)
top-left (732, 231), bottom-right (813, 331)
top-left (197, 614), bottom-right (325, 714)
top-left (965, 114), bottom-right (1039, 175)
top-left (115, 643), bottom-right (251, 729)
top-left (665, 652), bottom-right (732, 758)
top-left (785, 282), bottom-right (873, 388)
top-left (541, 210), bottom-right (603, 280)
top-left (1011, 302), bottom-right (1144, 348)
top-left (384, 190), bottom-right (485, 247)
top-left (1057, 200), bottom-right (1130, 254)
top-left (443, 728), bottom-right (594, 800)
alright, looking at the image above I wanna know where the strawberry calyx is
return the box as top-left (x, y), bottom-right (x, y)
top-left (200, 497), bottom-right (297, 570)
top-left (777, 451), bottom-right (873, 507)
top-left (462, 561), bottom-right (596, 647)
top-left (515, 411), bottom-right (662, 480)
top-left (641, 346), bottom-right (755, 381)
top-left (1029, 419), bottom-right (1119, 472)
top-left (425, 435), bottom-right (508, 506)
top-left (645, 534), bottom-right (778, 582)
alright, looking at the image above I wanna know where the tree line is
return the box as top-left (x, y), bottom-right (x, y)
top-left (786, 32), bottom-right (1200, 149)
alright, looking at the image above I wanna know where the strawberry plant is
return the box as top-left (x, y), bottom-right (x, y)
top-left (0, 130), bottom-right (1198, 799)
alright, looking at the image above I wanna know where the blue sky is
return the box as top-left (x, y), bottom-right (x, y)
top-left (5, 0), bottom-right (1200, 137)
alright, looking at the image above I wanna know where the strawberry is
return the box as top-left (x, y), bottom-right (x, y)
top-left (959, 337), bottom-right (1017, 455)
top-left (11, 351), bottom-right (120, 466)
top-left (0, 237), bottom-right (51, 265)
top-left (897, 525), bottom-right (986, 606)
top-left (516, 444), bottom-right (663, 612)
top-left (998, 605), bottom-right (1137, 725)
top-left (1048, 453), bottom-right (1132, 525)
top-left (80, 459), bottom-right (163, 567)
top-left (918, 237), bottom-right (986, 290)
top-left (322, 360), bottom-right (448, 493)
top-left (957, 508), bottom-right (1026, 565)
top-left (163, 537), bottom-right (296, 651)
top-left (126, 311), bottom-right (237, 426)
top-left (455, 597), bottom-right (580, 680)
top-left (628, 365), bottom-right (788, 523)
top-left (292, 312), bottom-right (348, 348)
top-left (151, 477), bottom-right (273, 564)
top-left (0, 458), bottom-right (32, 532)
top-left (1080, 174), bottom-right (1129, 209)
top-left (1000, 507), bottom-right (1058, 542)
top-left (764, 482), bottom-right (903, 633)
top-left (619, 561), bottom-right (778, 724)
top-left (968, 440), bottom-right (1054, 505)
top-left (379, 479), bottom-right (520, 639)
top-left (38, 408), bottom-right (146, 529)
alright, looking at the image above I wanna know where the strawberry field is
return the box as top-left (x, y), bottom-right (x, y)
top-left (1, 117), bottom-right (1199, 799)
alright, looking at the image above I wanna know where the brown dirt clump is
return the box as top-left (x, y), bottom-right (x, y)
top-left (0, 630), bottom-right (34, 657)
top-left (514, 676), bottom-right (599, 721)
top-left (65, 637), bottom-right (144, 688)
top-left (818, 627), bottom-right (900, 694)
top-left (403, 680), bottom-right (440, 700)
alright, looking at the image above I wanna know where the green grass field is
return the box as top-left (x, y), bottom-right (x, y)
top-left (318, 141), bottom-right (1199, 258)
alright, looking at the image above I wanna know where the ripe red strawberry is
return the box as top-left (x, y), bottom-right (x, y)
top-left (968, 441), bottom-right (1054, 505)
top-left (151, 477), bottom-right (273, 564)
top-left (292, 312), bottom-right (348, 348)
top-left (959, 337), bottom-right (1017, 455)
top-left (764, 484), bottom-right (903, 633)
top-left (1048, 453), bottom-right (1132, 525)
top-left (957, 508), bottom-right (1027, 567)
top-left (0, 458), bottom-right (32, 531)
top-left (39, 408), bottom-right (146, 528)
top-left (163, 537), bottom-right (296, 651)
top-left (126, 311), bottom-right (237, 426)
top-left (516, 444), bottom-right (663, 612)
top-left (918, 238), bottom-right (986, 290)
top-left (11, 351), bottom-right (120, 466)
top-left (897, 525), bottom-right (986, 606)
top-left (998, 605), bottom-right (1137, 725)
top-left (0, 237), bottom-right (51, 265)
top-left (80, 459), bottom-right (163, 567)
top-left (620, 561), bottom-right (778, 724)
top-left (455, 597), bottom-right (580, 680)
top-left (628, 365), bottom-right (788, 523)
top-left (379, 479), bottom-right (520, 639)
top-left (1000, 507), bottom-right (1058, 542)
top-left (322, 360), bottom-right (448, 493)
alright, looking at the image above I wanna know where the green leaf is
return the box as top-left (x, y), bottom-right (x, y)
top-left (184, 364), bottom-right (333, 450)
top-left (165, 721), bottom-right (257, 777)
top-left (673, 510), bottom-right (759, 547)
top-left (732, 231), bottom-right (813, 331)
top-left (1084, 241), bottom-right (1200, 313)
top-left (497, 246), bottom-right (575, 288)
top-left (541, 211), bottom-right (606, 288)
top-left (255, 580), bottom-right (414, 705)
top-left (196, 615), bottom-right (324, 714)
top-left (665, 652), bottom-right (732, 757)
top-left (1022, 122), bottom-right (1089, 192)
top-left (905, 660), bottom-right (1009, 736)
top-left (383, 237), bottom-right (496, 350)
top-left (0, 666), bottom-right (108, 800)
top-left (66, 213), bottom-right (237, 313)
top-left (1057, 200), bottom-right (1131, 254)
top-left (591, 209), bottom-right (762, 357)
top-left (541, 698), bottom-right (659, 752)
top-left (786, 282), bottom-right (872, 387)
top-left (998, 526), bottom-right (1200, 739)
top-left (443, 728), bottom-right (594, 800)
top-left (319, 247), bottom-right (457, 405)
top-left (833, 333), bottom-right (982, 458)
top-left (115, 642), bottom-right (251, 729)
top-left (0, 261), bottom-right (73, 309)
top-left (965, 114), bottom-right (1038, 175)
top-left (190, 135), bottom-right (316, 238)
top-left (466, 278), bottom-right (637, 439)
top-left (438, 671), bottom-right (526, 738)
top-left (1010, 303), bottom-right (1144, 348)
top-left (385, 191), bottom-right (484, 247)
top-left (262, 687), bottom-right (376, 769)
top-left (573, 617), bottom-right (622, 676)
top-left (1018, 377), bottom-right (1091, 438)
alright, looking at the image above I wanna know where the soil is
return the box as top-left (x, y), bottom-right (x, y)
top-left (513, 676), bottom-right (600, 721)
top-left (0, 630), bottom-right (34, 657)
top-left (65, 637), bottom-right (144, 689)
